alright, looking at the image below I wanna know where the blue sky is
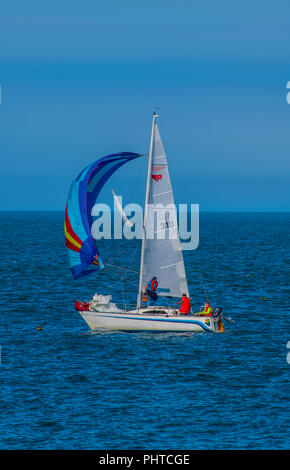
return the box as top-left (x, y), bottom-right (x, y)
top-left (0, 0), bottom-right (290, 210)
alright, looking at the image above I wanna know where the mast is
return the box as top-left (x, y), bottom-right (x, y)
top-left (137, 112), bottom-right (158, 309)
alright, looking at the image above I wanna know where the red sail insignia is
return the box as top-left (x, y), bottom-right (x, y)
top-left (151, 174), bottom-right (163, 182)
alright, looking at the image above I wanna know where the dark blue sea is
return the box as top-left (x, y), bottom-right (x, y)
top-left (0, 211), bottom-right (289, 450)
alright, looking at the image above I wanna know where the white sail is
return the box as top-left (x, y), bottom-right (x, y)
top-left (137, 115), bottom-right (189, 307)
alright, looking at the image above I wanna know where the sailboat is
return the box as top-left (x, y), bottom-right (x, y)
top-left (65, 113), bottom-right (225, 333)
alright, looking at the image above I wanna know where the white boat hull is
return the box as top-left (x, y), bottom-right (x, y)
top-left (79, 307), bottom-right (220, 333)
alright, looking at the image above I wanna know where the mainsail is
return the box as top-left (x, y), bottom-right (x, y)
top-left (137, 115), bottom-right (189, 306)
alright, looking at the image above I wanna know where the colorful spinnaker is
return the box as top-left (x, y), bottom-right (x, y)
top-left (65, 152), bottom-right (142, 279)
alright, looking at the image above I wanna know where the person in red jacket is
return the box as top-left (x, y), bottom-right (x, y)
top-left (177, 294), bottom-right (191, 315)
top-left (144, 276), bottom-right (158, 305)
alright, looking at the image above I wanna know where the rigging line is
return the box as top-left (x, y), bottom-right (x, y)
top-left (105, 263), bottom-right (139, 274)
top-left (104, 262), bottom-right (138, 292)
top-left (114, 157), bottom-right (146, 270)
top-left (120, 271), bottom-right (126, 311)
top-left (109, 271), bottom-right (125, 290)
top-left (105, 155), bottom-right (146, 268)
top-left (126, 156), bottom-right (147, 267)
top-left (116, 155), bottom-right (146, 267)
top-left (127, 153), bottom-right (147, 205)
top-left (105, 259), bottom-right (139, 293)
top-left (126, 238), bottom-right (141, 268)
top-left (120, 160), bottom-right (147, 274)
top-left (100, 265), bottom-right (132, 295)
top-left (195, 264), bottom-right (210, 303)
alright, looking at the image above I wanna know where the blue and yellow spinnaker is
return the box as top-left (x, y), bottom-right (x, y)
top-left (65, 152), bottom-right (142, 279)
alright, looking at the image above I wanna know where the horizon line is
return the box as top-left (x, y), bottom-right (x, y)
top-left (0, 209), bottom-right (289, 214)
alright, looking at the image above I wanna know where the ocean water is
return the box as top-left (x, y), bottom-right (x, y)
top-left (0, 211), bottom-right (289, 450)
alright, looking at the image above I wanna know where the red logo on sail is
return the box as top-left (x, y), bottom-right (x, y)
top-left (152, 174), bottom-right (163, 182)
